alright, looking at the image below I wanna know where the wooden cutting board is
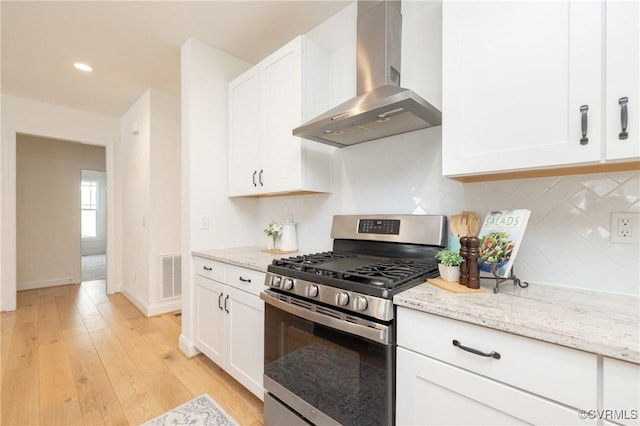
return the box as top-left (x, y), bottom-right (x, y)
top-left (427, 278), bottom-right (485, 294)
top-left (261, 248), bottom-right (297, 254)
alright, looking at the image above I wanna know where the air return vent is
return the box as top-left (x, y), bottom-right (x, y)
top-left (161, 254), bottom-right (182, 299)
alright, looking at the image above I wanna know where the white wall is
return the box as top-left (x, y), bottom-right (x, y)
top-left (180, 38), bottom-right (256, 355)
top-left (1, 94), bottom-right (119, 311)
top-left (119, 89), bottom-right (182, 315)
top-left (149, 90), bottom-right (182, 305)
top-left (120, 90), bottom-right (152, 308)
top-left (16, 135), bottom-right (106, 289)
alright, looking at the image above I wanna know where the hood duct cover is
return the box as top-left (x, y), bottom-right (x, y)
top-left (293, 0), bottom-right (442, 148)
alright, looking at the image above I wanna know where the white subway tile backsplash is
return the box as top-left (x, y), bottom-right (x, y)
top-left (259, 130), bottom-right (639, 296)
top-left (466, 171), bottom-right (639, 295)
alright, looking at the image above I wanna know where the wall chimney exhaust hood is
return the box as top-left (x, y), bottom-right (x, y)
top-left (293, 0), bottom-right (442, 148)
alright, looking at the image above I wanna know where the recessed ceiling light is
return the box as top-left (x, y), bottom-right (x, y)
top-left (73, 63), bottom-right (93, 72)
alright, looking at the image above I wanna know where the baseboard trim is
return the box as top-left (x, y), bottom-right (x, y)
top-left (179, 334), bottom-right (201, 358)
top-left (147, 298), bottom-right (182, 317)
top-left (119, 288), bottom-right (182, 317)
top-left (18, 277), bottom-right (77, 291)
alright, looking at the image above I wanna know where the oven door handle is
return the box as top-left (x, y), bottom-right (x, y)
top-left (261, 291), bottom-right (391, 345)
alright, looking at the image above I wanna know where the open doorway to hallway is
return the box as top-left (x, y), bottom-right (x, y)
top-left (16, 134), bottom-right (106, 290)
top-left (81, 170), bottom-right (107, 282)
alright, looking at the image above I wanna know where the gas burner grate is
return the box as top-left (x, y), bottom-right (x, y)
top-left (343, 259), bottom-right (436, 287)
top-left (273, 251), bottom-right (357, 271)
top-left (271, 251), bottom-right (437, 288)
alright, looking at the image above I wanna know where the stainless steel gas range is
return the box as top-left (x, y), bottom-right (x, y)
top-left (261, 214), bottom-right (447, 426)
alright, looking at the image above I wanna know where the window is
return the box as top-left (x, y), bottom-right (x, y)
top-left (81, 179), bottom-right (98, 238)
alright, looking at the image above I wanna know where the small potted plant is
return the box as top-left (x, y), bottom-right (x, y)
top-left (435, 249), bottom-right (464, 282)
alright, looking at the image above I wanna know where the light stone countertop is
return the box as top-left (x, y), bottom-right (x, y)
top-left (192, 247), bottom-right (639, 364)
top-left (395, 281), bottom-right (640, 364)
top-left (192, 246), bottom-right (289, 273)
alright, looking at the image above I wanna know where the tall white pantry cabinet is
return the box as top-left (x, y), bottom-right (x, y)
top-left (442, 0), bottom-right (639, 178)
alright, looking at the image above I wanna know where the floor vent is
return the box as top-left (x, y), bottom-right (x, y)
top-left (161, 254), bottom-right (182, 299)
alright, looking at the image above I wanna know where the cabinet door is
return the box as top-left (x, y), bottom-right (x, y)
top-left (225, 286), bottom-right (264, 400)
top-left (260, 37), bottom-right (303, 194)
top-left (194, 275), bottom-right (225, 366)
top-left (228, 67), bottom-right (261, 197)
top-left (606, 0), bottom-right (640, 161)
top-left (442, 0), bottom-right (602, 177)
top-left (396, 348), bottom-right (595, 425)
top-left (603, 357), bottom-right (640, 426)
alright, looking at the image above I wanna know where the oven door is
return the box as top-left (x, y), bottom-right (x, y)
top-left (261, 290), bottom-right (394, 426)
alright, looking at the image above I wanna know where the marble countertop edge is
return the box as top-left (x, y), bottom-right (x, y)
top-left (394, 282), bottom-right (640, 364)
top-left (192, 247), bottom-right (639, 364)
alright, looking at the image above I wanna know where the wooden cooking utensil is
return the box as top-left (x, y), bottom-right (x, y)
top-left (468, 215), bottom-right (480, 237)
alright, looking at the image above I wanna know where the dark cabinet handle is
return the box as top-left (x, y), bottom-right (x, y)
top-left (619, 97), bottom-right (629, 140)
top-left (452, 339), bottom-right (501, 359)
top-left (252, 170), bottom-right (257, 187)
top-left (580, 105), bottom-right (589, 145)
top-left (259, 169), bottom-right (264, 186)
top-left (224, 295), bottom-right (229, 313)
top-left (203, 266), bottom-right (212, 271)
top-left (218, 293), bottom-right (223, 311)
top-left (239, 276), bottom-right (251, 283)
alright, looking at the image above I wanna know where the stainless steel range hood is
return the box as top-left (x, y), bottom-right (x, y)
top-left (293, 0), bottom-right (442, 148)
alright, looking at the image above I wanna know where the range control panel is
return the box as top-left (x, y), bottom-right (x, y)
top-left (358, 219), bottom-right (401, 235)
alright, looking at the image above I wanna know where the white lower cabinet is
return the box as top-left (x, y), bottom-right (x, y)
top-left (396, 348), bottom-right (593, 425)
top-left (396, 307), bottom-right (597, 425)
top-left (602, 357), bottom-right (640, 426)
top-left (224, 284), bottom-right (264, 397)
top-left (194, 257), bottom-right (265, 400)
top-left (195, 275), bottom-right (225, 365)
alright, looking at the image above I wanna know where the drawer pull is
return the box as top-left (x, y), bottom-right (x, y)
top-left (239, 276), bottom-right (251, 283)
top-left (452, 339), bottom-right (501, 359)
top-left (224, 295), bottom-right (229, 313)
top-left (203, 266), bottom-right (213, 271)
top-left (218, 293), bottom-right (223, 311)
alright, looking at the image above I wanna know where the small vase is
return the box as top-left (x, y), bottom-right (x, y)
top-left (438, 264), bottom-right (460, 283)
top-left (267, 235), bottom-right (280, 251)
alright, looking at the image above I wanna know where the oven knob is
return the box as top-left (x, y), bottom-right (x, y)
top-left (306, 284), bottom-right (319, 298)
top-left (283, 278), bottom-right (294, 290)
top-left (354, 295), bottom-right (368, 311)
top-left (336, 292), bottom-right (349, 306)
top-left (271, 276), bottom-right (282, 288)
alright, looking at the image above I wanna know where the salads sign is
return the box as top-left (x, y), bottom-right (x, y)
top-left (477, 210), bottom-right (531, 278)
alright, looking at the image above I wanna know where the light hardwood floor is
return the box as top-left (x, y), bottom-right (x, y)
top-left (1, 280), bottom-right (264, 425)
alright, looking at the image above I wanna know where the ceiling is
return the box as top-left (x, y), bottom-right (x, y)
top-left (1, 1), bottom-right (351, 117)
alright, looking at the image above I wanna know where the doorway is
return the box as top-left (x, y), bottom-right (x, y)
top-left (81, 170), bottom-right (107, 282)
top-left (15, 134), bottom-right (106, 290)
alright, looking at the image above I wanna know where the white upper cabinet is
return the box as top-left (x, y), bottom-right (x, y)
top-left (442, 1), bottom-right (608, 177)
top-left (605, 0), bottom-right (640, 160)
top-left (228, 36), bottom-right (332, 197)
top-left (228, 68), bottom-right (260, 196)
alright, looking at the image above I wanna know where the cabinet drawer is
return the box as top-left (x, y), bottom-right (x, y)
top-left (603, 357), bottom-right (640, 426)
top-left (397, 347), bottom-right (595, 425)
top-left (397, 307), bottom-right (597, 410)
top-left (225, 264), bottom-right (266, 296)
top-left (193, 256), bottom-right (225, 282)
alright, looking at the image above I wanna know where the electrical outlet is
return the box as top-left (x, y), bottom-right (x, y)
top-left (611, 212), bottom-right (640, 244)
